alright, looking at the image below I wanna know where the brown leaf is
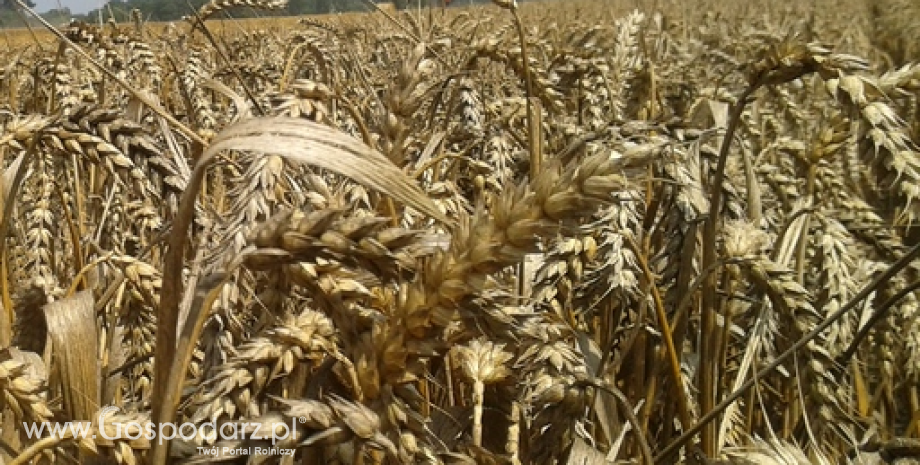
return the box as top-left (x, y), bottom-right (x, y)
top-left (202, 117), bottom-right (448, 224)
top-left (42, 290), bottom-right (100, 421)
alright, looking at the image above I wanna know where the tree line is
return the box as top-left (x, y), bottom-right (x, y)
top-left (0, 0), bottom-right (495, 27)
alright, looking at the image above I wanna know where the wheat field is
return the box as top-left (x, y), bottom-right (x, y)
top-left (0, 0), bottom-right (919, 463)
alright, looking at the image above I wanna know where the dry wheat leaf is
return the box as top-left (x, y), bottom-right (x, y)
top-left (43, 290), bottom-right (100, 421)
top-left (576, 331), bottom-right (619, 447)
top-left (1, 151), bottom-right (26, 214)
top-left (102, 323), bottom-right (126, 406)
top-left (565, 436), bottom-right (607, 464)
top-left (202, 117), bottom-right (449, 224)
top-left (202, 78), bottom-right (253, 121)
top-left (0, 146), bottom-right (19, 348)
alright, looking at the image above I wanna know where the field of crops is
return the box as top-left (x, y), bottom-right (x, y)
top-left (0, 0), bottom-right (919, 463)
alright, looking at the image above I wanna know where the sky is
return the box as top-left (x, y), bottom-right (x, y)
top-left (33, 0), bottom-right (103, 14)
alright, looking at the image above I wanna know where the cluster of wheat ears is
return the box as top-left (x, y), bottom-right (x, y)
top-left (0, 0), bottom-right (919, 463)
